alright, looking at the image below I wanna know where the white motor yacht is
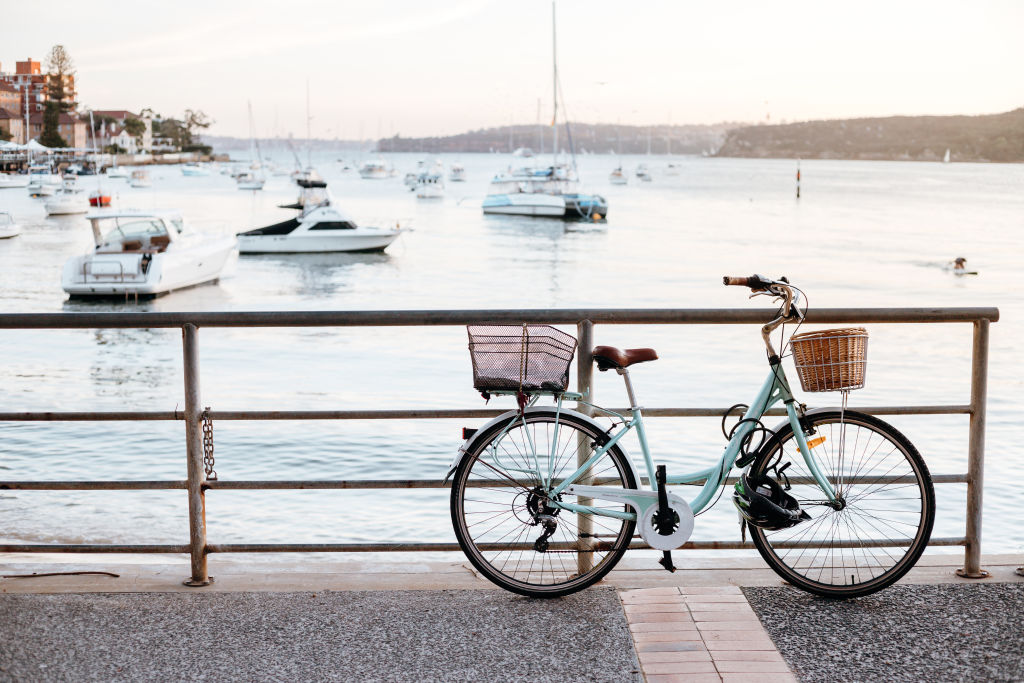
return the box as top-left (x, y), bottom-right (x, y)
top-left (62, 209), bottom-right (237, 299)
top-left (45, 176), bottom-right (89, 215)
top-left (236, 171), bottom-right (265, 190)
top-left (449, 164), bottom-right (467, 182)
top-left (237, 179), bottom-right (403, 253)
top-left (106, 165), bottom-right (131, 179)
top-left (0, 211), bottom-right (20, 238)
top-left (0, 173), bottom-right (30, 189)
top-left (416, 165), bottom-right (445, 199)
top-left (130, 169), bottom-right (152, 188)
top-left (358, 158), bottom-right (390, 179)
top-left (27, 165), bottom-right (62, 196)
top-left (609, 166), bottom-right (627, 185)
top-left (181, 163), bottom-right (211, 177)
top-left (635, 164), bottom-right (652, 182)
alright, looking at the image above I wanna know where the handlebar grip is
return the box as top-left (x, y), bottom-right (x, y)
top-left (722, 274), bottom-right (774, 290)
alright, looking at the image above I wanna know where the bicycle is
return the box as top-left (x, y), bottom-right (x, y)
top-left (448, 275), bottom-right (935, 599)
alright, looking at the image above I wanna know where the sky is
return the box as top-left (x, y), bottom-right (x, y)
top-left (3, 0), bottom-right (1022, 139)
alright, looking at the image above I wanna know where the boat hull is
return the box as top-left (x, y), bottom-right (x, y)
top-left (237, 230), bottom-right (402, 254)
top-left (483, 192), bottom-right (607, 220)
top-left (62, 237), bottom-right (237, 298)
top-left (0, 175), bottom-right (30, 189)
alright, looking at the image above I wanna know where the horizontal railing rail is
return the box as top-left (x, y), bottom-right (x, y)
top-left (0, 307), bottom-right (997, 586)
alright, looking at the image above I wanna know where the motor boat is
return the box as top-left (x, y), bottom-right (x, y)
top-left (635, 164), bottom-right (652, 182)
top-left (0, 211), bottom-right (20, 239)
top-left (62, 209), bottom-right (238, 298)
top-left (236, 171), bottom-right (265, 190)
top-left (181, 163), bottom-right (211, 177)
top-left (0, 172), bottom-right (29, 189)
top-left (27, 165), bottom-right (62, 196)
top-left (449, 164), bottom-right (467, 182)
top-left (358, 158), bottom-right (390, 179)
top-left (665, 162), bottom-right (681, 176)
top-left (483, 164), bottom-right (608, 220)
top-left (106, 165), bottom-right (130, 179)
top-left (237, 179), bottom-right (404, 253)
top-left (45, 176), bottom-right (89, 215)
top-left (415, 171), bottom-right (445, 199)
top-left (130, 169), bottom-right (152, 188)
top-left (403, 172), bottom-right (418, 189)
top-left (609, 166), bottom-right (627, 185)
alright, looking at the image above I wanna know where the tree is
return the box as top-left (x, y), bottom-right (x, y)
top-left (39, 101), bottom-right (67, 148)
top-left (45, 45), bottom-right (76, 113)
top-left (124, 117), bottom-right (146, 145)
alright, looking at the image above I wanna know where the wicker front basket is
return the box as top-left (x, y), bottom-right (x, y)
top-left (789, 327), bottom-right (868, 392)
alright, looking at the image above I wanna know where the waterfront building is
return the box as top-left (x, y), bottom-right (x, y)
top-left (0, 108), bottom-right (26, 144)
top-left (92, 109), bottom-right (153, 152)
top-left (0, 81), bottom-right (20, 118)
top-left (0, 59), bottom-right (76, 114)
top-left (27, 113), bottom-right (88, 149)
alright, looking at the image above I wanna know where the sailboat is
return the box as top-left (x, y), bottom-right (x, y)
top-left (943, 148), bottom-right (951, 164)
top-left (237, 102), bottom-right (266, 191)
top-left (482, 1), bottom-right (607, 221)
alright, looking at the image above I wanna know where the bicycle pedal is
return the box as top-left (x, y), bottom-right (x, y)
top-left (658, 551), bottom-right (676, 573)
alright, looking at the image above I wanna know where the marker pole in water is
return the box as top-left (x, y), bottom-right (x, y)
top-left (796, 159), bottom-right (801, 199)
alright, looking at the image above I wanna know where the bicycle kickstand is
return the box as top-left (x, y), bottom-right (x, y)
top-left (655, 465), bottom-right (677, 573)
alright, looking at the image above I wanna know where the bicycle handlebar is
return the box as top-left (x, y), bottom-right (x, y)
top-left (722, 274), bottom-right (773, 290)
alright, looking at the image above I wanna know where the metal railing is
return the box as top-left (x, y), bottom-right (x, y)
top-left (0, 307), bottom-right (998, 586)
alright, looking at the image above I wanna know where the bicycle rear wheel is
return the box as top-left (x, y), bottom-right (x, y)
top-left (749, 410), bottom-right (935, 598)
top-left (451, 410), bottom-right (637, 598)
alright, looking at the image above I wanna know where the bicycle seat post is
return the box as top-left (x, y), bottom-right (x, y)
top-left (616, 367), bottom-right (641, 411)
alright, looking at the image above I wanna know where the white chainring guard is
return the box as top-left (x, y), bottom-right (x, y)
top-left (638, 497), bottom-right (695, 550)
top-left (564, 485), bottom-right (695, 551)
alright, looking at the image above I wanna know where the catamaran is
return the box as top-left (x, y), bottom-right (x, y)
top-left (482, 1), bottom-right (607, 221)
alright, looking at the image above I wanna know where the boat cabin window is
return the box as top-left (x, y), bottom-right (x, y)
top-left (308, 221), bottom-right (356, 230)
top-left (97, 217), bottom-right (172, 252)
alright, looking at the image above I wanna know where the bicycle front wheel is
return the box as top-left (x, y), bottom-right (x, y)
top-left (749, 410), bottom-right (935, 598)
top-left (451, 410), bottom-right (638, 598)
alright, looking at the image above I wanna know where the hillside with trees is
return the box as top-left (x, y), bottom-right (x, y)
top-left (716, 108), bottom-right (1024, 162)
top-left (377, 123), bottom-right (732, 155)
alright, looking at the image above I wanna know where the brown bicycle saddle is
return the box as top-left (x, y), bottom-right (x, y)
top-left (592, 345), bottom-right (658, 370)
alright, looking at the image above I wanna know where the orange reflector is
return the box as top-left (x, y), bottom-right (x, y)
top-left (807, 436), bottom-right (826, 449)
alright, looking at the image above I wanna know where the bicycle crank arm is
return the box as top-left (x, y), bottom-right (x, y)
top-left (564, 485), bottom-right (695, 551)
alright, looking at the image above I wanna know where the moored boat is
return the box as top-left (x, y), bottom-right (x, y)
top-left (45, 176), bottom-right (89, 215)
top-left (237, 179), bottom-right (403, 253)
top-left (130, 168), bottom-right (151, 188)
top-left (0, 172), bottom-right (30, 189)
top-left (0, 211), bottom-right (20, 239)
top-left (62, 209), bottom-right (237, 298)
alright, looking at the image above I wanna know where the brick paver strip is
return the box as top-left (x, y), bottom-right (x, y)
top-left (620, 586), bottom-right (796, 682)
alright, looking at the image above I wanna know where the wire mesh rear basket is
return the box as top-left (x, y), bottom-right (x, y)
top-left (789, 328), bottom-right (868, 392)
top-left (467, 324), bottom-right (577, 393)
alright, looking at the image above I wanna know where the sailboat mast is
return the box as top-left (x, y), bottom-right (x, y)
top-left (551, 0), bottom-right (558, 164)
top-left (305, 80), bottom-right (312, 168)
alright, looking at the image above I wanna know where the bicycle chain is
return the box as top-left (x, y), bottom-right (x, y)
top-left (201, 407), bottom-right (217, 481)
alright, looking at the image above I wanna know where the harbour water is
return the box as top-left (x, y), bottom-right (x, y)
top-left (0, 153), bottom-right (1021, 559)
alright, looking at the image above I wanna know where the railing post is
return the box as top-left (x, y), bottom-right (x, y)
top-left (576, 320), bottom-right (595, 574)
top-left (957, 319), bottom-right (990, 579)
top-left (182, 323), bottom-right (211, 586)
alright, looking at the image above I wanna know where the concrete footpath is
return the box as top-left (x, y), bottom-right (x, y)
top-left (0, 553), bottom-right (1021, 682)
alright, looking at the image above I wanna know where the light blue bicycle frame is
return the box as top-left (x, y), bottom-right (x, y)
top-left (492, 361), bottom-right (838, 523)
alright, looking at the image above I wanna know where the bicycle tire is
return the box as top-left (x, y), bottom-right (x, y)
top-left (451, 410), bottom-right (637, 598)
top-left (748, 410), bottom-right (935, 598)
